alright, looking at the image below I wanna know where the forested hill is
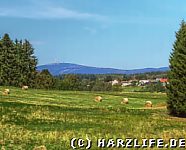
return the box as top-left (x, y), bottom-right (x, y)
top-left (37, 63), bottom-right (169, 75)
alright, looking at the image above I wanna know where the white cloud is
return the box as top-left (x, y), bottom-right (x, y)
top-left (0, 1), bottom-right (107, 21)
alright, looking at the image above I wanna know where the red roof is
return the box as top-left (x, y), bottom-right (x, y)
top-left (160, 78), bottom-right (168, 83)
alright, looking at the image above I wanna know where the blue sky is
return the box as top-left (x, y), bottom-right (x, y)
top-left (0, 0), bottom-right (186, 69)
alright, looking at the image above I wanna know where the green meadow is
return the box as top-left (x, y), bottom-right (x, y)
top-left (0, 86), bottom-right (186, 150)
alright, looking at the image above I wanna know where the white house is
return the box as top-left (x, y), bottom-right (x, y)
top-left (111, 80), bottom-right (119, 86)
top-left (121, 81), bottom-right (132, 87)
top-left (138, 80), bottom-right (150, 86)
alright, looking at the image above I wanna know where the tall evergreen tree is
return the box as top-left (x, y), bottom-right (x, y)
top-left (0, 38), bottom-right (3, 85)
top-left (21, 40), bottom-right (37, 87)
top-left (15, 39), bottom-right (24, 86)
top-left (0, 34), bottom-right (18, 86)
top-left (167, 21), bottom-right (186, 117)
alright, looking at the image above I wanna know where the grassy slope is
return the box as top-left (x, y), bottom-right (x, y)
top-left (0, 86), bottom-right (186, 150)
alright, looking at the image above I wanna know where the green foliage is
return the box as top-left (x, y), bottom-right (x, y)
top-left (55, 74), bottom-right (80, 90)
top-left (131, 80), bottom-right (138, 86)
top-left (142, 82), bottom-right (166, 93)
top-left (91, 80), bottom-right (112, 91)
top-left (0, 34), bottom-right (16, 86)
top-left (167, 21), bottom-right (186, 117)
top-left (78, 79), bottom-right (94, 91)
top-left (0, 34), bottom-right (37, 87)
top-left (128, 72), bottom-right (168, 81)
top-left (112, 84), bottom-right (122, 92)
top-left (34, 69), bottom-right (54, 89)
top-left (104, 75), bottom-right (113, 82)
top-left (54, 74), bottom-right (119, 91)
top-left (122, 74), bottom-right (130, 81)
top-left (54, 73), bottom-right (169, 92)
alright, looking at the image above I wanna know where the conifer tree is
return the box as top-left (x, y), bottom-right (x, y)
top-left (15, 39), bottom-right (24, 86)
top-left (1, 33), bottom-right (17, 85)
top-left (21, 40), bottom-right (38, 87)
top-left (167, 21), bottom-right (186, 117)
top-left (0, 39), bottom-right (3, 85)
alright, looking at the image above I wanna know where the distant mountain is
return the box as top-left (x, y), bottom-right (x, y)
top-left (37, 63), bottom-right (169, 76)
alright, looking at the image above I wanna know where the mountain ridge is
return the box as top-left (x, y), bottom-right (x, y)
top-left (37, 63), bottom-right (169, 76)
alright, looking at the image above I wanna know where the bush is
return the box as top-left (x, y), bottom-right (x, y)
top-left (142, 82), bottom-right (166, 93)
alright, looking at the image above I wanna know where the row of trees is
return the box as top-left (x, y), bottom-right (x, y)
top-left (141, 82), bottom-right (167, 93)
top-left (0, 34), bottom-right (37, 87)
top-left (37, 73), bottom-right (122, 92)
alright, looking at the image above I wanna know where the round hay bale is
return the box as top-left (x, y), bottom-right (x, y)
top-left (95, 96), bottom-right (102, 102)
top-left (121, 98), bottom-right (129, 104)
top-left (2, 91), bottom-right (8, 96)
top-left (1, 146), bottom-right (5, 150)
top-left (145, 101), bottom-right (152, 107)
top-left (4, 89), bottom-right (10, 94)
top-left (22, 85), bottom-right (28, 90)
top-left (2, 89), bottom-right (10, 95)
top-left (33, 145), bottom-right (47, 150)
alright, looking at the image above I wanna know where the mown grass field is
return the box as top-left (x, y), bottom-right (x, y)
top-left (0, 86), bottom-right (186, 150)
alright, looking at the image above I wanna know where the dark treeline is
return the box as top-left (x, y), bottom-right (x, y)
top-left (53, 72), bottom-right (168, 92)
top-left (54, 74), bottom-right (121, 91)
top-left (123, 72), bottom-right (168, 81)
top-left (0, 33), bottom-right (168, 92)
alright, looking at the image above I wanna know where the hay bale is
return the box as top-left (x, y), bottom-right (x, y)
top-left (33, 145), bottom-right (47, 150)
top-left (22, 85), bottom-right (28, 90)
top-left (145, 101), bottom-right (152, 107)
top-left (2, 89), bottom-right (10, 95)
top-left (121, 98), bottom-right (129, 104)
top-left (4, 89), bottom-right (10, 94)
top-left (0, 140), bottom-right (5, 145)
top-left (95, 96), bottom-right (102, 102)
top-left (2, 91), bottom-right (8, 96)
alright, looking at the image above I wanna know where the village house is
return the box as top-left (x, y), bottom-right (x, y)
top-left (111, 80), bottom-right (119, 86)
top-left (138, 80), bottom-right (150, 86)
top-left (121, 81), bottom-right (132, 87)
top-left (159, 78), bottom-right (169, 86)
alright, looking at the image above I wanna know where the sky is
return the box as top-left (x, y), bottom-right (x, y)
top-left (0, 0), bottom-right (186, 69)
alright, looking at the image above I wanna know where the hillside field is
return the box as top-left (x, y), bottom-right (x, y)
top-left (0, 86), bottom-right (186, 150)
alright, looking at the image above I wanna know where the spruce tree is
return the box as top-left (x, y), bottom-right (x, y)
top-left (167, 21), bottom-right (186, 117)
top-left (15, 39), bottom-right (24, 86)
top-left (0, 39), bottom-right (3, 85)
top-left (1, 33), bottom-right (17, 86)
top-left (21, 40), bottom-right (38, 87)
